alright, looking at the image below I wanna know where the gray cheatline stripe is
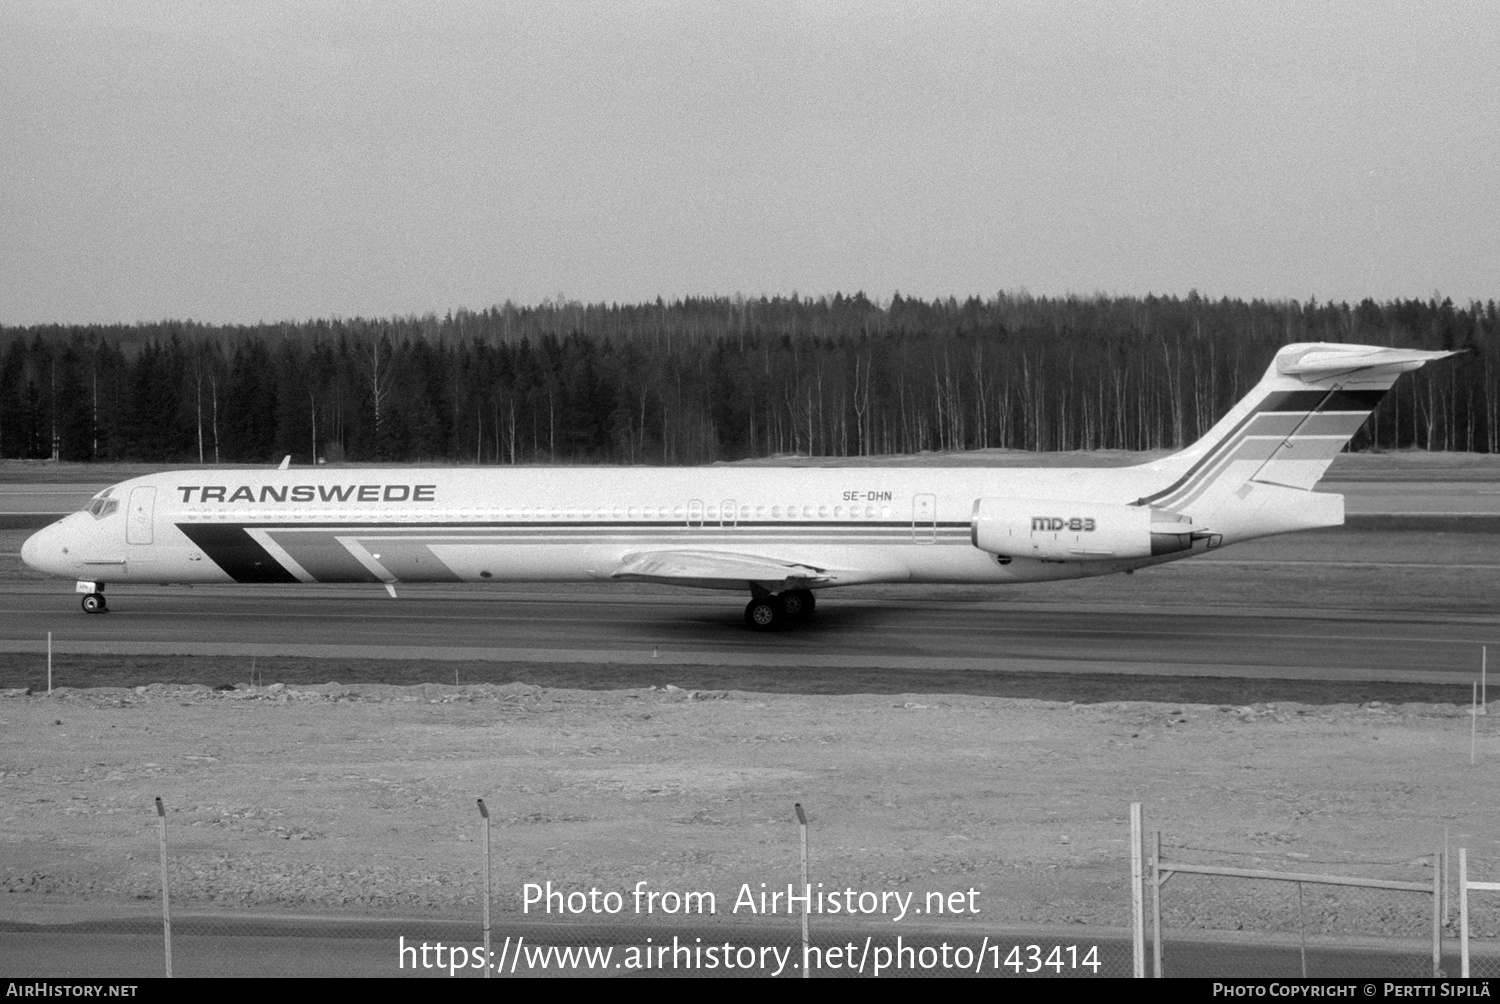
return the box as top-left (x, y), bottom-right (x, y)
top-left (0, 640), bottom-right (1476, 684)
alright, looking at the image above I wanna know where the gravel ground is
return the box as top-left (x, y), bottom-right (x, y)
top-left (2, 680), bottom-right (1497, 941)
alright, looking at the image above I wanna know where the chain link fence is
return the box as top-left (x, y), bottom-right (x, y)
top-left (1149, 837), bottom-right (1459, 977)
top-left (7, 799), bottom-right (1488, 978)
top-left (1, 797), bottom-right (1138, 978)
top-left (1461, 850), bottom-right (1500, 977)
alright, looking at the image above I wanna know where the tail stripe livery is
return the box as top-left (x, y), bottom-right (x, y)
top-left (1135, 388), bottom-right (1385, 510)
top-left (1132, 344), bottom-right (1462, 527)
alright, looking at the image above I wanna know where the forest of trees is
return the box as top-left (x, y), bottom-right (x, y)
top-left (1, 292), bottom-right (1497, 466)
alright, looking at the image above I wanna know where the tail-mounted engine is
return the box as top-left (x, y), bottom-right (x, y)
top-left (970, 498), bottom-right (1214, 561)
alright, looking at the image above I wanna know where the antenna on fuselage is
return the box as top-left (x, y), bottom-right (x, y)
top-left (277, 455), bottom-right (291, 471)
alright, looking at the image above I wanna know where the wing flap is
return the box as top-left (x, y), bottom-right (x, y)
top-left (604, 550), bottom-right (839, 591)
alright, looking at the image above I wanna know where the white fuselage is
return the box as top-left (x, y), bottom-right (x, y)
top-left (22, 341), bottom-right (1462, 615)
top-left (21, 462), bottom-right (1187, 590)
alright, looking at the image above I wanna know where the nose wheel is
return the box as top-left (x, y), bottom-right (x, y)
top-left (81, 593), bottom-right (107, 614)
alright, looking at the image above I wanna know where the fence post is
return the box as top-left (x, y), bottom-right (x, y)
top-left (47, 632), bottom-right (52, 694)
top-left (156, 797), bottom-right (172, 978)
top-left (1472, 682), bottom-right (1479, 766)
top-left (1460, 849), bottom-right (1470, 978)
top-left (1151, 830), bottom-right (1162, 978)
top-left (478, 799), bottom-right (491, 979)
top-left (1433, 848), bottom-right (1443, 976)
top-left (1130, 802), bottom-right (1144, 977)
top-left (1297, 882), bottom-right (1308, 978)
top-left (795, 803), bottom-right (809, 979)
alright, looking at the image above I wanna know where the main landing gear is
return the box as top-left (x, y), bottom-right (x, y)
top-left (743, 588), bottom-right (816, 631)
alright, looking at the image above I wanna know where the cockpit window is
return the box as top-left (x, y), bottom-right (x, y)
top-left (84, 486), bottom-right (118, 518)
top-left (87, 499), bottom-right (120, 519)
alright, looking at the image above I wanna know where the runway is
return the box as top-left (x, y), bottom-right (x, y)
top-left (1, 579), bottom-right (1494, 686)
top-left (3, 459), bottom-right (1498, 689)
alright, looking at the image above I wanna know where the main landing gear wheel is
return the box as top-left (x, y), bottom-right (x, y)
top-left (778, 589), bottom-right (816, 620)
top-left (81, 593), bottom-right (107, 614)
top-left (744, 597), bottom-right (781, 631)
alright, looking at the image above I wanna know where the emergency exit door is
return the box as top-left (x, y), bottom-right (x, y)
top-left (912, 493), bottom-right (937, 543)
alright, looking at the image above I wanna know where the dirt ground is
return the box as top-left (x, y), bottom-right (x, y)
top-left (2, 680), bottom-right (1497, 940)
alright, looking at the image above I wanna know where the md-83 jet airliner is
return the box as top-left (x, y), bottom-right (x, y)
top-left (20, 342), bottom-right (1460, 630)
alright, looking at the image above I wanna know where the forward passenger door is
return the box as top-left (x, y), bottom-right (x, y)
top-left (127, 487), bottom-right (156, 545)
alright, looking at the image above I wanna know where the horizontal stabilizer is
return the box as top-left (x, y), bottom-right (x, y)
top-left (1277, 345), bottom-right (1463, 381)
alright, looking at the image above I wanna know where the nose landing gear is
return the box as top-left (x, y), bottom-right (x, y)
top-left (77, 581), bottom-right (107, 614)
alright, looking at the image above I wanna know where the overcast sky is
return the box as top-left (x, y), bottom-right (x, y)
top-left (2, 1), bottom-right (1496, 325)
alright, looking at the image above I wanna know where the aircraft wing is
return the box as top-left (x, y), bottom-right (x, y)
top-left (603, 550), bottom-right (842, 591)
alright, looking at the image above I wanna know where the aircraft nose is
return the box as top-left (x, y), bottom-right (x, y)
top-left (20, 526), bottom-right (42, 570)
top-left (21, 522), bottom-right (66, 576)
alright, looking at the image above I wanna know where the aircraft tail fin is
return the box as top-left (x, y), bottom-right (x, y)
top-left (1136, 343), bottom-right (1461, 531)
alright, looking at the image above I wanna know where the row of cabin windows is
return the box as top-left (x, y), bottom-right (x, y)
top-left (181, 503), bottom-right (900, 521)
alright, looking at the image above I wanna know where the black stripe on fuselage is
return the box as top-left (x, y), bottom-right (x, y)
top-left (175, 520), bottom-right (970, 584)
top-left (176, 523), bottom-right (300, 583)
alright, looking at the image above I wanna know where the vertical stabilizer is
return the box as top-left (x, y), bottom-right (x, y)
top-left (1136, 343), bottom-right (1460, 537)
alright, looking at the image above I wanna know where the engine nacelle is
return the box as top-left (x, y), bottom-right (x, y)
top-left (970, 498), bottom-right (1199, 561)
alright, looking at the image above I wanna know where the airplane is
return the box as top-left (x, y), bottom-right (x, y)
top-left (20, 341), bottom-right (1461, 630)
